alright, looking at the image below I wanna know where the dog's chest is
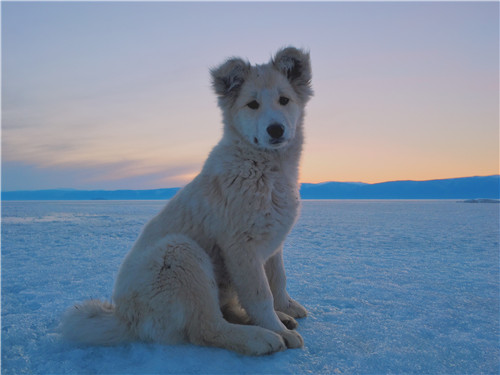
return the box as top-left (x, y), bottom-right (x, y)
top-left (224, 159), bottom-right (300, 241)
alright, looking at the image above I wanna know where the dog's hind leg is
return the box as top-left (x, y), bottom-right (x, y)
top-left (139, 234), bottom-right (287, 355)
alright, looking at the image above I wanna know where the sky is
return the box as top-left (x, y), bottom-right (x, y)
top-left (2, 1), bottom-right (499, 191)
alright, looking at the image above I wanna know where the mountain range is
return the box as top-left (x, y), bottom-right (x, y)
top-left (2, 175), bottom-right (499, 201)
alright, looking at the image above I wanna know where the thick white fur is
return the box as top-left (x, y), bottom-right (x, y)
top-left (60, 47), bottom-right (313, 356)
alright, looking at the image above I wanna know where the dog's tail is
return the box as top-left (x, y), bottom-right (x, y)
top-left (60, 299), bottom-right (133, 346)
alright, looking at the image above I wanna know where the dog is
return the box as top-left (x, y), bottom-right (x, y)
top-left (60, 46), bottom-right (313, 356)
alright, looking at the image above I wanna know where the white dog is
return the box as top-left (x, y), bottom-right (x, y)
top-left (61, 47), bottom-right (313, 356)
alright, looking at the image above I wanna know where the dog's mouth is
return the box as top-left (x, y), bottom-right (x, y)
top-left (252, 136), bottom-right (288, 149)
top-left (269, 137), bottom-right (285, 145)
top-left (267, 137), bottom-right (290, 149)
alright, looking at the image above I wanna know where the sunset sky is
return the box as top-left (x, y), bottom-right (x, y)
top-left (2, 1), bottom-right (499, 191)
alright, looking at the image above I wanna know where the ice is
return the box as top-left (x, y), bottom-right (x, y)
top-left (2, 200), bottom-right (499, 374)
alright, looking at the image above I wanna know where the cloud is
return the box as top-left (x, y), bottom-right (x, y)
top-left (1, 160), bottom-right (202, 191)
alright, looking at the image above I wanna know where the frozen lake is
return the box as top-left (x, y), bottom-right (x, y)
top-left (2, 200), bottom-right (499, 374)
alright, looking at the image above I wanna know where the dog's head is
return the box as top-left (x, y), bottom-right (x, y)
top-left (211, 47), bottom-right (313, 150)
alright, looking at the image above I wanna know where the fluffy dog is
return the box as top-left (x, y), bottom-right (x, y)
top-left (61, 46), bottom-right (313, 355)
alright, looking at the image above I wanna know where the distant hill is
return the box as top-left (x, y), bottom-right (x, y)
top-left (2, 175), bottom-right (499, 200)
top-left (300, 175), bottom-right (500, 199)
top-left (2, 188), bottom-right (180, 201)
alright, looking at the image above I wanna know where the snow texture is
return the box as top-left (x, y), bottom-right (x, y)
top-left (2, 200), bottom-right (499, 374)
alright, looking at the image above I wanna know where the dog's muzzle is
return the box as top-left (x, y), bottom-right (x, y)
top-left (267, 123), bottom-right (285, 144)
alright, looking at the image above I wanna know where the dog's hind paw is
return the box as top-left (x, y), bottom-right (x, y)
top-left (276, 311), bottom-right (298, 330)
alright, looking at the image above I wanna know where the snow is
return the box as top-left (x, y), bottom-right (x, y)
top-left (2, 200), bottom-right (499, 374)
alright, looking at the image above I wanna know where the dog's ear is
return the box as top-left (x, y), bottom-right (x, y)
top-left (211, 58), bottom-right (250, 105)
top-left (273, 47), bottom-right (313, 102)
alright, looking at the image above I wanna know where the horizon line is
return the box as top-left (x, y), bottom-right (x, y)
top-left (2, 174), bottom-right (498, 193)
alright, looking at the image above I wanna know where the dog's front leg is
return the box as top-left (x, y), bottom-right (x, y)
top-left (265, 246), bottom-right (308, 318)
top-left (222, 245), bottom-right (303, 349)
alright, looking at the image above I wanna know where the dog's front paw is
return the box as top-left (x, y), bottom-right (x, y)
top-left (278, 329), bottom-right (303, 349)
top-left (243, 329), bottom-right (287, 356)
top-left (278, 298), bottom-right (308, 319)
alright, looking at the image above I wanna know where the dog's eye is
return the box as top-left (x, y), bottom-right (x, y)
top-left (279, 96), bottom-right (290, 106)
top-left (247, 100), bottom-right (260, 110)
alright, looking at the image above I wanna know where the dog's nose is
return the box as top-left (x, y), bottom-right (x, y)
top-left (267, 123), bottom-right (285, 139)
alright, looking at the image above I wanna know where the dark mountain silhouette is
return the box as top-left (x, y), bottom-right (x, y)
top-left (300, 175), bottom-right (499, 199)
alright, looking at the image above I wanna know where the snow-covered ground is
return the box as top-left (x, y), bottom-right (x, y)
top-left (2, 200), bottom-right (499, 374)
